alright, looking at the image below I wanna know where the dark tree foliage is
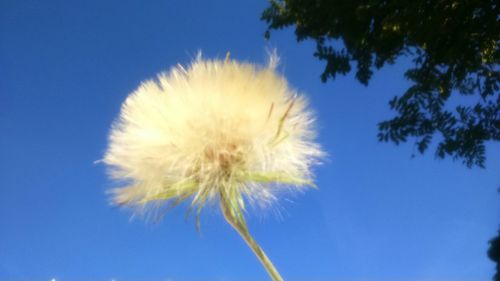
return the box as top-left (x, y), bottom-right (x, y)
top-left (262, 0), bottom-right (499, 167)
top-left (489, 228), bottom-right (500, 281)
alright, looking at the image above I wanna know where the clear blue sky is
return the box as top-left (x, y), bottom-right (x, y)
top-left (1, 1), bottom-right (499, 280)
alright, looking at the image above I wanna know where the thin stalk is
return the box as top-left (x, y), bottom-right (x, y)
top-left (221, 205), bottom-right (284, 281)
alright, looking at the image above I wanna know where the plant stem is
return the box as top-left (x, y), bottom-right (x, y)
top-left (222, 205), bottom-right (284, 281)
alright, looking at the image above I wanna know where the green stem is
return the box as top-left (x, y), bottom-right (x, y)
top-left (221, 205), bottom-right (284, 281)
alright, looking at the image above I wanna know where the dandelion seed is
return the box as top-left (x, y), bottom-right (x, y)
top-left (103, 52), bottom-right (323, 281)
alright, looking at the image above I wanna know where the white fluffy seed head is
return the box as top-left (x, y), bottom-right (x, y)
top-left (104, 53), bottom-right (323, 222)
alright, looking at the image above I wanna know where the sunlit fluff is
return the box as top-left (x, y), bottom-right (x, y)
top-left (104, 53), bottom-right (323, 225)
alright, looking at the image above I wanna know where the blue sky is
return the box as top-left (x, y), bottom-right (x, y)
top-left (1, 0), bottom-right (499, 280)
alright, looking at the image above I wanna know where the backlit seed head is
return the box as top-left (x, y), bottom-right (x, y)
top-left (103, 53), bottom-right (323, 225)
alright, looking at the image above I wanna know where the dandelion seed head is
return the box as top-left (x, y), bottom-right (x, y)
top-left (104, 53), bottom-right (323, 222)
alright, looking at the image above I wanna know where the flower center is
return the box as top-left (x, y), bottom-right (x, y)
top-left (202, 142), bottom-right (246, 181)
